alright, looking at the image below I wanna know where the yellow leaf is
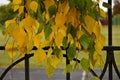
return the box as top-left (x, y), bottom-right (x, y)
top-left (48, 55), bottom-right (59, 68)
top-left (26, 0), bottom-right (31, 6)
top-left (5, 18), bottom-right (16, 27)
top-left (93, 21), bottom-right (101, 39)
top-left (29, 1), bottom-right (38, 12)
top-left (5, 18), bottom-right (17, 36)
top-left (93, 52), bottom-right (103, 67)
top-left (43, 0), bottom-right (54, 11)
top-left (13, 0), bottom-right (22, 4)
top-left (47, 48), bottom-right (53, 56)
top-left (55, 31), bottom-right (64, 48)
top-left (58, 0), bottom-right (70, 15)
top-left (84, 15), bottom-right (97, 34)
top-left (20, 15), bottom-right (39, 34)
top-left (9, 25), bottom-right (27, 55)
top-left (34, 48), bottom-right (46, 63)
top-left (66, 8), bottom-right (79, 27)
top-left (19, 6), bottom-right (24, 15)
top-left (5, 42), bottom-right (17, 58)
top-left (13, 5), bottom-right (20, 12)
top-left (95, 35), bottom-right (105, 53)
top-left (33, 30), bottom-right (46, 48)
top-left (27, 38), bottom-right (34, 53)
top-left (55, 13), bottom-right (66, 26)
top-left (46, 59), bottom-right (55, 78)
top-left (100, 9), bottom-right (107, 18)
top-left (43, 0), bottom-right (54, 22)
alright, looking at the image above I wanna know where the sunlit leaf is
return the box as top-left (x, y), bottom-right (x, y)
top-left (30, 1), bottom-right (38, 12)
top-left (34, 48), bottom-right (46, 63)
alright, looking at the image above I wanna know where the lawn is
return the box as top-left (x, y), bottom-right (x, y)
top-left (0, 25), bottom-right (120, 68)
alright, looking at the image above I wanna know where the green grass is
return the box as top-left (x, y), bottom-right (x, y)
top-left (0, 25), bottom-right (120, 68)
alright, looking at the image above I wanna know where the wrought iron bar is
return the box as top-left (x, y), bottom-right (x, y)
top-left (25, 54), bottom-right (30, 80)
top-left (66, 48), bottom-right (70, 80)
top-left (0, 54), bottom-right (33, 80)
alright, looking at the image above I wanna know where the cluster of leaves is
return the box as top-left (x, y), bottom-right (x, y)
top-left (5, 0), bottom-right (106, 78)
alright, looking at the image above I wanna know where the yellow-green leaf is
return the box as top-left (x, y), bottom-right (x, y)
top-left (55, 31), bottom-right (64, 48)
top-left (100, 9), bottom-right (107, 18)
top-left (95, 35), bottom-right (105, 53)
top-left (84, 15), bottom-right (97, 34)
top-left (13, 0), bottom-right (22, 4)
top-left (64, 64), bottom-right (73, 73)
top-left (29, 1), bottom-right (38, 12)
top-left (93, 76), bottom-right (100, 80)
top-left (5, 42), bottom-right (17, 58)
top-left (13, 5), bottom-right (20, 12)
top-left (48, 55), bottom-right (59, 68)
top-left (93, 51), bottom-right (103, 67)
top-left (46, 59), bottom-right (55, 78)
top-left (80, 58), bottom-right (89, 72)
top-left (34, 48), bottom-right (46, 63)
top-left (19, 6), bottom-right (24, 15)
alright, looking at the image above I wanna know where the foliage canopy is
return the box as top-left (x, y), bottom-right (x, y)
top-left (4, 0), bottom-right (106, 78)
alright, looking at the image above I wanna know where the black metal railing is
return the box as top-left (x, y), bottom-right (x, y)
top-left (0, 0), bottom-right (120, 80)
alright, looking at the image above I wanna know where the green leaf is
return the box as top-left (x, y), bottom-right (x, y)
top-left (69, 0), bottom-right (75, 8)
top-left (37, 24), bottom-right (44, 34)
top-left (44, 24), bottom-right (52, 39)
top-left (80, 58), bottom-right (89, 72)
top-left (48, 5), bottom-right (57, 17)
top-left (53, 46), bottom-right (60, 58)
top-left (67, 44), bottom-right (76, 61)
top-left (75, 0), bottom-right (86, 14)
top-left (62, 37), bottom-right (68, 49)
top-left (102, 2), bottom-right (111, 9)
top-left (67, 23), bottom-right (77, 38)
top-left (79, 34), bottom-right (91, 50)
top-left (93, 76), bottom-right (100, 80)
top-left (89, 39), bottom-right (95, 57)
top-left (64, 64), bottom-right (73, 73)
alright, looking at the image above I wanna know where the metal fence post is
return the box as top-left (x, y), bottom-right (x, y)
top-left (25, 54), bottom-right (30, 80)
top-left (66, 48), bottom-right (70, 80)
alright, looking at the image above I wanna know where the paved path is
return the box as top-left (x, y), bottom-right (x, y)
top-left (0, 68), bottom-right (119, 80)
